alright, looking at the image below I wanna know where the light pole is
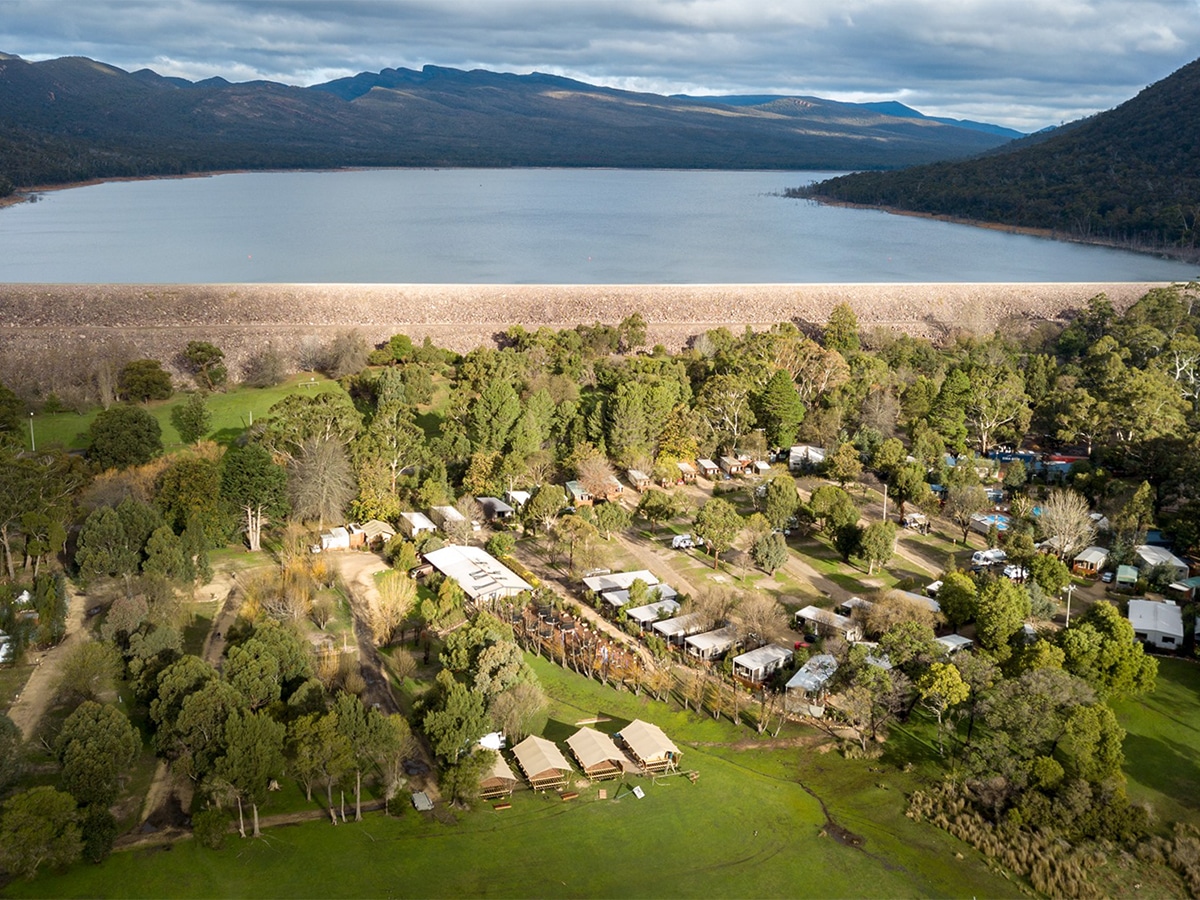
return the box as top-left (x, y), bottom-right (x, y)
top-left (1062, 582), bottom-right (1076, 627)
top-left (28, 412), bottom-right (34, 452)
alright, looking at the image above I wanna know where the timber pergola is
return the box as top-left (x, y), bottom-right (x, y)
top-left (512, 735), bottom-right (572, 792)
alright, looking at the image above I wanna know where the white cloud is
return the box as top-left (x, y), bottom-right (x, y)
top-left (0, 0), bottom-right (1197, 129)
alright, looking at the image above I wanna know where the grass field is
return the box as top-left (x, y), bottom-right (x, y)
top-left (27, 374), bottom-right (346, 453)
top-left (1112, 657), bottom-right (1200, 830)
top-left (8, 655), bottom-right (1018, 899)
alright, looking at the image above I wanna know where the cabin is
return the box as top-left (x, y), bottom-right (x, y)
top-left (834, 596), bottom-right (873, 618)
top-left (684, 625), bottom-right (740, 661)
top-left (504, 489), bottom-right (531, 510)
top-left (731, 644), bottom-right (792, 682)
top-left (795, 605), bottom-right (863, 643)
top-left (695, 458), bottom-right (720, 479)
top-left (676, 461), bottom-right (697, 484)
top-left (1072, 546), bottom-right (1108, 576)
top-left (935, 634), bottom-right (975, 655)
top-left (1135, 545), bottom-right (1190, 583)
top-left (429, 505), bottom-right (471, 535)
top-left (626, 469), bottom-right (651, 492)
top-left (601, 583), bottom-right (677, 612)
top-left (479, 754), bottom-right (520, 799)
top-left (596, 476), bottom-right (625, 502)
top-left (423, 545), bottom-right (532, 604)
top-left (318, 527), bottom-right (351, 552)
top-left (890, 589), bottom-right (942, 617)
top-left (565, 480), bottom-right (594, 508)
top-left (477, 496), bottom-right (516, 522)
top-left (617, 719), bottom-right (680, 774)
top-left (582, 570), bottom-right (659, 594)
top-left (788, 445), bottom-right (826, 473)
top-left (511, 735), bottom-right (572, 791)
top-left (785, 654), bottom-right (838, 716)
top-left (358, 519), bottom-right (396, 550)
top-left (651, 612), bottom-right (705, 646)
top-left (566, 728), bottom-right (629, 781)
top-left (399, 510), bottom-right (438, 540)
top-left (718, 456), bottom-right (746, 478)
top-left (624, 598), bottom-right (681, 630)
top-left (1127, 599), bottom-right (1184, 651)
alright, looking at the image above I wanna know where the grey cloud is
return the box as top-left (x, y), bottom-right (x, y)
top-left (1, 0), bottom-right (1197, 130)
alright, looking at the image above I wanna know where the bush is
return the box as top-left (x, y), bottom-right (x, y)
top-left (192, 807), bottom-right (230, 850)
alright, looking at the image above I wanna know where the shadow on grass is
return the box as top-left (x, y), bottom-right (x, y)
top-left (208, 426), bottom-right (245, 445)
top-left (1123, 733), bottom-right (1200, 813)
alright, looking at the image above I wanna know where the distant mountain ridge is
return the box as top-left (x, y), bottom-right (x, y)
top-left (0, 52), bottom-right (1018, 192)
top-left (797, 57), bottom-right (1200, 258)
top-left (678, 94), bottom-right (1026, 139)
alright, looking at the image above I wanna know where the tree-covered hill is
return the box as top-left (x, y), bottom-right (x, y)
top-left (796, 57), bottom-right (1200, 256)
top-left (0, 52), bottom-right (1016, 191)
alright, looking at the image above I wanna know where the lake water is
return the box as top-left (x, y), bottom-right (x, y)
top-left (0, 168), bottom-right (1194, 283)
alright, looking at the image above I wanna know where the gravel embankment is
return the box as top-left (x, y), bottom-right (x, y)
top-left (0, 282), bottom-right (1166, 368)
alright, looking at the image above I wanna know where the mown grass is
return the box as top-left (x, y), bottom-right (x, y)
top-left (10, 653), bottom-right (1019, 900)
top-left (28, 373), bottom-right (346, 453)
top-left (1112, 657), bottom-right (1200, 830)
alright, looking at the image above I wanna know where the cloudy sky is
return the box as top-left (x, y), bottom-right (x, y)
top-left (3, 0), bottom-right (1198, 131)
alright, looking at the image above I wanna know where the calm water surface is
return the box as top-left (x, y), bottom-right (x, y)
top-left (0, 169), bottom-right (1194, 283)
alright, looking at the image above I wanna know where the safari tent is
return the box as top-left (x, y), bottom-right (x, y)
top-left (565, 728), bottom-right (628, 781)
top-left (479, 754), bottom-right (520, 799)
top-left (617, 719), bottom-right (680, 774)
top-left (512, 735), bottom-right (572, 791)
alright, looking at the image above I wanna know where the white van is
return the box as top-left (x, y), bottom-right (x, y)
top-left (672, 534), bottom-right (695, 550)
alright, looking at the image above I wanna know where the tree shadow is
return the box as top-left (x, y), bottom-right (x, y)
top-left (1122, 733), bottom-right (1200, 812)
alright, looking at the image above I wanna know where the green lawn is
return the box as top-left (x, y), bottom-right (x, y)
top-left (1112, 657), bottom-right (1200, 830)
top-left (27, 373), bottom-right (346, 453)
top-left (10, 655), bottom-right (1018, 899)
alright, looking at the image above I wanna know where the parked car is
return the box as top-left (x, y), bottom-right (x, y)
top-left (672, 534), bottom-right (695, 550)
top-left (1101, 570), bottom-right (1115, 583)
top-left (1002, 564), bottom-right (1029, 581)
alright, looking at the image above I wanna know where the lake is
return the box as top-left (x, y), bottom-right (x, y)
top-left (0, 168), bottom-right (1194, 284)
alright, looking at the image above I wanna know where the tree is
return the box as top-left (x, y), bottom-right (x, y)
top-left (762, 473), bottom-right (799, 530)
top-left (217, 709), bottom-right (286, 838)
top-left (755, 369), bottom-right (805, 447)
top-left (823, 302), bottom-right (860, 354)
top-left (522, 484), bottom-right (566, 536)
top-left (118, 359), bottom-right (173, 403)
top-left (751, 531), bottom-right (788, 574)
top-left (1037, 488), bottom-right (1096, 560)
top-left (859, 521), bottom-right (897, 574)
top-left (224, 638), bottom-right (283, 710)
top-left (693, 497), bottom-right (742, 569)
top-left (826, 442), bottom-right (863, 488)
top-left (289, 437), bottom-right (356, 529)
top-left (916, 662), bottom-right (969, 756)
top-left (936, 571), bottom-right (977, 631)
top-left (1028, 553), bottom-right (1071, 595)
top-left (488, 681), bottom-right (546, 742)
top-left (287, 711), bottom-right (351, 809)
top-left (468, 379), bottom-right (521, 454)
top-left (973, 578), bottom-right (1031, 661)
top-left (422, 670), bottom-right (489, 765)
top-left (0, 787), bottom-right (82, 879)
top-left (944, 482), bottom-right (988, 544)
top-left (55, 640), bottom-right (122, 706)
top-left (963, 366), bottom-right (1030, 456)
top-left (74, 505), bottom-right (140, 584)
top-left (808, 484), bottom-right (858, 535)
top-left (594, 501), bottom-right (632, 540)
top-left (371, 569), bottom-right (417, 646)
top-left (87, 404), bottom-right (163, 470)
top-left (221, 443), bottom-right (288, 552)
top-left (1057, 601), bottom-right (1157, 698)
top-left (732, 592), bottom-right (788, 648)
top-left (0, 714), bottom-right (23, 795)
top-left (170, 392), bottom-right (212, 444)
top-left (696, 373), bottom-right (756, 451)
top-left (636, 488), bottom-right (683, 534)
top-left (260, 392), bottom-right (362, 464)
top-left (56, 701), bottom-right (140, 808)
top-left (183, 341), bottom-right (227, 391)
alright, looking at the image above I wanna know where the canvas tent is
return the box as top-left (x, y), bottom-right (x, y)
top-left (512, 735), bottom-right (572, 791)
top-left (618, 719), bottom-right (680, 773)
top-left (479, 753), bottom-right (520, 799)
top-left (566, 728), bottom-right (629, 781)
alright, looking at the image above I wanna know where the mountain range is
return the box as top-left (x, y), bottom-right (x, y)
top-left (797, 57), bottom-right (1200, 257)
top-left (0, 52), bottom-right (1017, 193)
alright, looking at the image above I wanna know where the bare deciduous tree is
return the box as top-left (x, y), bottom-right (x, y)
top-left (289, 437), bottom-right (357, 530)
top-left (1037, 488), bottom-right (1097, 560)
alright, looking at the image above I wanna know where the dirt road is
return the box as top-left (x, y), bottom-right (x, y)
top-left (6, 583), bottom-right (88, 741)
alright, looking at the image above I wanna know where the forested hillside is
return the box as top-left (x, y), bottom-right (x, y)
top-left (796, 57), bottom-right (1200, 256)
top-left (0, 52), bottom-right (1014, 191)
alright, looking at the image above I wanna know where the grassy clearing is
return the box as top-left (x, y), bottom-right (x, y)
top-left (28, 373), bottom-right (346, 452)
top-left (1112, 657), bottom-right (1200, 830)
top-left (10, 653), bottom-right (1016, 900)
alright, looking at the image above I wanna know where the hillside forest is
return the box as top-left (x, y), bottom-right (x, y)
top-left (1, 283), bottom-right (1200, 894)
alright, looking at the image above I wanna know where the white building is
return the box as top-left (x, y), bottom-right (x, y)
top-left (1135, 545), bottom-right (1190, 583)
top-left (935, 634), bottom-right (975, 655)
top-left (624, 598), bottom-right (681, 629)
top-left (1127, 599), bottom-right (1184, 651)
top-left (795, 606), bottom-right (863, 643)
top-left (399, 511), bottom-right (437, 539)
top-left (423, 545), bottom-right (532, 604)
top-left (582, 570), bottom-right (659, 594)
top-left (784, 654), bottom-right (838, 716)
top-left (731, 644), bottom-right (793, 682)
top-left (684, 625), bottom-right (739, 661)
top-left (651, 612), bottom-right (704, 646)
top-left (1072, 546), bottom-right (1108, 575)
